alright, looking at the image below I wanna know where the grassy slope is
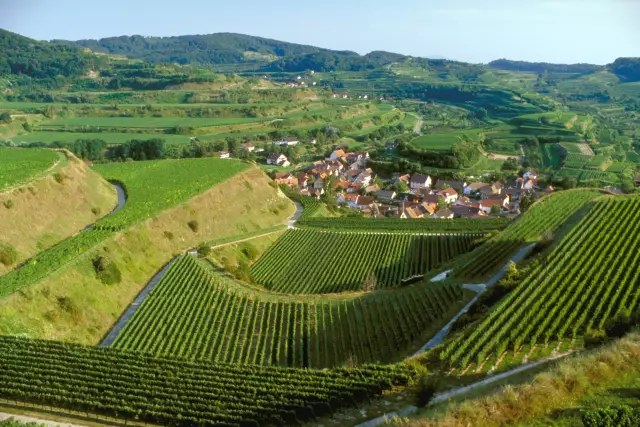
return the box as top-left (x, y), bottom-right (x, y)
top-left (0, 154), bottom-right (116, 275)
top-left (0, 147), bottom-right (60, 190)
top-left (407, 333), bottom-right (640, 427)
top-left (0, 166), bottom-right (295, 344)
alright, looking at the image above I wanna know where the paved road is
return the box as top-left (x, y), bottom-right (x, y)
top-left (413, 243), bottom-right (536, 355)
top-left (99, 256), bottom-right (180, 347)
top-left (287, 201), bottom-right (303, 228)
top-left (353, 352), bottom-right (571, 427)
top-left (84, 183), bottom-right (126, 231)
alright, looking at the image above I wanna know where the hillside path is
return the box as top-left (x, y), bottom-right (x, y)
top-left (287, 201), bottom-right (303, 228)
top-left (412, 115), bottom-right (423, 135)
top-left (413, 243), bottom-right (536, 355)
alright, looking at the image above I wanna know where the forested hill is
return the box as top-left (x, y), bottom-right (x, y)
top-left (609, 57), bottom-right (640, 82)
top-left (488, 59), bottom-right (602, 74)
top-left (51, 32), bottom-right (338, 65)
top-left (0, 28), bottom-right (105, 78)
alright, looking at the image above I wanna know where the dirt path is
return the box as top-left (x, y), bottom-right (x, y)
top-left (0, 412), bottom-right (85, 426)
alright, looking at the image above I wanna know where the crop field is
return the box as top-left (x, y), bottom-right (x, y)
top-left (297, 217), bottom-right (510, 233)
top-left (250, 229), bottom-right (477, 294)
top-left (563, 153), bottom-right (591, 169)
top-left (411, 128), bottom-right (485, 151)
top-left (541, 143), bottom-right (562, 167)
top-left (0, 336), bottom-right (415, 426)
top-left (112, 255), bottom-right (463, 367)
top-left (585, 155), bottom-right (610, 170)
top-left (7, 131), bottom-right (191, 146)
top-left (454, 190), bottom-right (602, 279)
top-left (442, 196), bottom-right (640, 370)
top-left (605, 162), bottom-right (635, 173)
top-left (0, 147), bottom-right (59, 190)
top-left (0, 158), bottom-right (248, 297)
top-left (39, 116), bottom-right (271, 129)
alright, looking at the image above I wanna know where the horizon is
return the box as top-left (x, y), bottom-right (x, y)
top-left (1, 0), bottom-right (638, 65)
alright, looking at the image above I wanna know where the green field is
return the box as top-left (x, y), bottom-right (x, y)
top-left (40, 116), bottom-right (271, 129)
top-left (111, 255), bottom-right (464, 367)
top-left (411, 128), bottom-right (485, 151)
top-left (7, 131), bottom-right (192, 146)
top-left (0, 147), bottom-right (60, 190)
top-left (250, 229), bottom-right (477, 294)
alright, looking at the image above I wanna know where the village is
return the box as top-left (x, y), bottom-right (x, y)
top-left (265, 147), bottom-right (554, 219)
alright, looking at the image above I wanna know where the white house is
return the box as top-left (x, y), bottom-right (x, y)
top-left (480, 199), bottom-right (505, 214)
top-left (410, 174), bottom-right (432, 191)
top-left (437, 188), bottom-right (458, 205)
top-left (267, 153), bottom-right (290, 167)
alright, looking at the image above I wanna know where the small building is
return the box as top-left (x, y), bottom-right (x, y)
top-left (266, 153), bottom-right (290, 167)
top-left (216, 151), bottom-right (231, 159)
top-left (240, 142), bottom-right (255, 152)
top-left (356, 196), bottom-right (376, 209)
top-left (479, 199), bottom-right (505, 214)
top-left (464, 182), bottom-right (489, 196)
top-left (431, 208), bottom-right (454, 219)
top-left (410, 174), bottom-right (432, 191)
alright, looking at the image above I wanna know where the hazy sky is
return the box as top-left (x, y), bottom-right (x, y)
top-left (1, 0), bottom-right (638, 64)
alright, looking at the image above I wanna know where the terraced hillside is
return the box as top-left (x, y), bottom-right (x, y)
top-left (442, 195), bottom-right (640, 370)
top-left (250, 229), bottom-right (478, 294)
top-left (111, 255), bottom-right (465, 367)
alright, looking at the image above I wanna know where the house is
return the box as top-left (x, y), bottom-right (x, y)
top-left (434, 180), bottom-right (466, 192)
top-left (365, 184), bottom-right (380, 193)
top-left (410, 174), bottom-right (432, 191)
top-left (395, 174), bottom-right (411, 184)
top-left (273, 172), bottom-right (297, 188)
top-left (422, 194), bottom-right (441, 206)
top-left (276, 137), bottom-right (298, 146)
top-left (308, 187), bottom-right (324, 198)
top-left (347, 183), bottom-right (363, 194)
top-left (487, 193), bottom-right (510, 208)
top-left (310, 138), bottom-right (317, 145)
top-left (375, 190), bottom-right (397, 202)
top-left (215, 151), bottom-right (231, 159)
top-left (419, 201), bottom-right (437, 216)
top-left (338, 193), bottom-right (360, 208)
top-left (355, 170), bottom-right (373, 186)
top-left (404, 204), bottom-right (424, 219)
top-left (240, 142), bottom-right (255, 152)
top-left (464, 182), bottom-right (489, 196)
top-left (267, 153), bottom-right (290, 167)
top-left (335, 180), bottom-right (350, 191)
top-left (480, 199), bottom-right (505, 214)
top-left (451, 205), bottom-right (483, 218)
top-left (328, 149), bottom-right (347, 161)
top-left (437, 188), bottom-right (458, 205)
top-left (480, 183), bottom-right (502, 199)
top-left (505, 187), bottom-right (524, 205)
top-left (314, 177), bottom-right (324, 190)
top-left (524, 178), bottom-right (536, 191)
top-left (431, 209), bottom-right (454, 219)
top-left (357, 196), bottom-right (376, 209)
top-left (298, 173), bottom-right (311, 188)
top-left (254, 147), bottom-right (265, 154)
top-left (523, 168), bottom-right (537, 181)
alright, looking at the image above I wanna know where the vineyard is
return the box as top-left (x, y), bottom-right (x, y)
top-left (250, 229), bottom-right (478, 294)
top-left (442, 196), bottom-right (640, 370)
top-left (0, 158), bottom-right (249, 296)
top-left (0, 147), bottom-right (59, 190)
top-left (454, 190), bottom-right (602, 279)
top-left (0, 336), bottom-right (416, 426)
top-left (297, 217), bottom-right (510, 233)
top-left (111, 255), bottom-right (464, 367)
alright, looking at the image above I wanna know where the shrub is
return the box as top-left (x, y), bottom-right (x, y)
top-left (53, 172), bottom-right (65, 184)
top-left (3, 199), bottom-right (13, 209)
top-left (56, 296), bottom-right (79, 314)
top-left (92, 255), bottom-right (122, 285)
top-left (414, 375), bottom-right (441, 408)
top-left (91, 207), bottom-right (101, 216)
top-left (584, 329), bottom-right (608, 349)
top-left (197, 244), bottom-right (212, 257)
top-left (163, 231), bottom-right (174, 240)
top-left (187, 220), bottom-right (199, 232)
top-left (0, 243), bottom-right (18, 266)
top-left (582, 405), bottom-right (640, 427)
top-left (240, 243), bottom-right (259, 261)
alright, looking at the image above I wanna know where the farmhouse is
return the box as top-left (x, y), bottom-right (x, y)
top-left (267, 153), bottom-right (290, 167)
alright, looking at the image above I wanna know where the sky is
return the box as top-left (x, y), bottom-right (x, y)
top-left (1, 0), bottom-right (638, 64)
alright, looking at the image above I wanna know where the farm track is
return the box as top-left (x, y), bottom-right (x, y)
top-left (0, 411), bottom-right (86, 427)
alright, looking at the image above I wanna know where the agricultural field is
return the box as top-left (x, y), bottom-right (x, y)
top-left (250, 229), bottom-right (478, 294)
top-left (297, 217), bottom-right (511, 233)
top-left (111, 255), bottom-right (465, 367)
top-left (442, 196), bottom-right (640, 371)
top-left (411, 128), bottom-right (485, 151)
top-left (454, 190), bottom-right (602, 279)
top-left (0, 335), bottom-right (415, 426)
top-left (39, 116), bottom-right (271, 129)
top-left (7, 131), bottom-right (192, 146)
top-left (0, 147), bottom-right (60, 190)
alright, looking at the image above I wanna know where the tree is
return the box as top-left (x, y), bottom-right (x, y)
top-left (490, 204), bottom-right (502, 215)
top-left (394, 181), bottom-right (409, 193)
top-left (0, 112), bottom-right (11, 124)
top-left (436, 196), bottom-right (447, 211)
